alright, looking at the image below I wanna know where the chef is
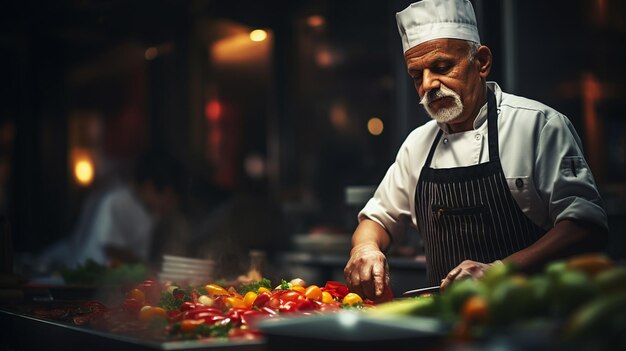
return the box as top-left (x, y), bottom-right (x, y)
top-left (344, 0), bottom-right (608, 299)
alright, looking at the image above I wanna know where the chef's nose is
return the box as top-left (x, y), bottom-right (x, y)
top-left (421, 69), bottom-right (440, 97)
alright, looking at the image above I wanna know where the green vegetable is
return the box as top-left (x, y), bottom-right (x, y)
top-left (60, 259), bottom-right (106, 285)
top-left (60, 259), bottom-right (148, 286)
top-left (158, 286), bottom-right (207, 311)
top-left (279, 279), bottom-right (290, 290)
top-left (238, 278), bottom-right (272, 295)
top-left (196, 323), bottom-right (232, 338)
top-left (159, 291), bottom-right (186, 311)
top-left (366, 295), bottom-right (440, 317)
top-left (564, 293), bottom-right (626, 346)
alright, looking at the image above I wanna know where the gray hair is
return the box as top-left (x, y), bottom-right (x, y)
top-left (467, 41), bottom-right (480, 62)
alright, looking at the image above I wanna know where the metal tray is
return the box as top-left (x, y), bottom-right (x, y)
top-left (0, 308), bottom-right (265, 351)
top-left (257, 310), bottom-right (448, 351)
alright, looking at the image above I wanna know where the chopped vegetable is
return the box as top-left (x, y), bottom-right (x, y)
top-left (238, 278), bottom-right (272, 295)
top-left (279, 279), bottom-right (291, 290)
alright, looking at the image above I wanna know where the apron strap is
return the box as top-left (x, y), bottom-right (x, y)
top-left (486, 87), bottom-right (499, 163)
top-left (424, 129), bottom-right (443, 167)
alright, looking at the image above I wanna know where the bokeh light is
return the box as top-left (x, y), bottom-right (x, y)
top-left (249, 29), bottom-right (268, 42)
top-left (367, 117), bottom-right (384, 136)
top-left (74, 158), bottom-right (94, 186)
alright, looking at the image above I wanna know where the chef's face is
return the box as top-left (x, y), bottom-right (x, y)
top-left (405, 39), bottom-right (491, 132)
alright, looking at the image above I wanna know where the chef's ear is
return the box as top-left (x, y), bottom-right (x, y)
top-left (476, 45), bottom-right (492, 78)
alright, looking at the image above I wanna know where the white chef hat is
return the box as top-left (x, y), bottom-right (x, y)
top-left (396, 0), bottom-right (480, 53)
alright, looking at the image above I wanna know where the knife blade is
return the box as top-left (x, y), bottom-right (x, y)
top-left (402, 285), bottom-right (440, 296)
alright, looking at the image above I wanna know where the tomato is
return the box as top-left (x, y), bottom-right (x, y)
top-left (139, 306), bottom-right (167, 321)
top-left (205, 284), bottom-right (231, 298)
top-left (305, 285), bottom-right (322, 301)
top-left (290, 285), bottom-right (305, 293)
top-left (226, 308), bottom-right (248, 318)
top-left (225, 308), bottom-right (246, 326)
top-left (261, 307), bottom-right (278, 316)
top-left (184, 309), bottom-right (226, 325)
top-left (279, 290), bottom-right (304, 303)
top-left (257, 287), bottom-right (271, 294)
top-left (126, 288), bottom-right (146, 303)
top-left (180, 302), bottom-right (196, 311)
top-left (122, 298), bottom-right (143, 315)
top-left (461, 295), bottom-right (489, 323)
top-left (294, 299), bottom-right (317, 311)
top-left (139, 280), bottom-right (161, 303)
top-left (279, 301), bottom-right (298, 313)
top-left (180, 319), bottom-right (205, 333)
top-left (342, 293), bottom-right (364, 306)
top-left (183, 307), bottom-right (222, 319)
top-left (253, 292), bottom-right (271, 308)
top-left (321, 291), bottom-right (334, 304)
top-left (243, 291), bottom-right (258, 308)
top-left (267, 297), bottom-right (281, 309)
top-left (202, 314), bottom-right (228, 325)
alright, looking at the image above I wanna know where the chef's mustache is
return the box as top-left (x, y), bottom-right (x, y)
top-left (420, 85), bottom-right (458, 105)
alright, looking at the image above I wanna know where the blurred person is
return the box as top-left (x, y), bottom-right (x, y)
top-left (39, 149), bottom-right (189, 270)
top-left (191, 163), bottom-right (285, 280)
top-left (344, 0), bottom-right (608, 300)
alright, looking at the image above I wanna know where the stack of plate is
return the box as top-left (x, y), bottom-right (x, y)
top-left (292, 233), bottom-right (352, 254)
top-left (157, 255), bottom-right (214, 285)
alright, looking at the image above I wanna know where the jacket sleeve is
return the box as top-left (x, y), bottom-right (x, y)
top-left (534, 113), bottom-right (608, 230)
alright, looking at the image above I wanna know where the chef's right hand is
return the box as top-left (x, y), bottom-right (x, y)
top-left (344, 242), bottom-right (389, 300)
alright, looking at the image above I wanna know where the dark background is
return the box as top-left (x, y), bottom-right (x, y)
top-left (0, 0), bottom-right (624, 264)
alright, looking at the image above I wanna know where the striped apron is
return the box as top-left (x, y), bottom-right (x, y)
top-left (415, 88), bottom-right (547, 285)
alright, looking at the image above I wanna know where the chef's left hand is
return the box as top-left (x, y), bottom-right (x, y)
top-left (440, 260), bottom-right (502, 291)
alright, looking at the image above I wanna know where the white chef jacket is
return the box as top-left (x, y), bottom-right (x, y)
top-left (75, 185), bottom-right (154, 265)
top-left (360, 82), bottom-right (608, 240)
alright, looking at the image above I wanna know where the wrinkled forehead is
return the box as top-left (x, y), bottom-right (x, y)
top-left (404, 38), bottom-right (471, 63)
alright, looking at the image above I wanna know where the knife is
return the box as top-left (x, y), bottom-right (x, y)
top-left (402, 285), bottom-right (440, 296)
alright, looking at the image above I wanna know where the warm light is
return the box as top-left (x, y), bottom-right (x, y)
top-left (212, 30), bottom-right (271, 65)
top-left (144, 47), bottom-right (158, 60)
top-left (316, 49), bottom-right (334, 67)
top-left (244, 154), bottom-right (266, 179)
top-left (74, 158), bottom-right (94, 186)
top-left (367, 117), bottom-right (384, 136)
top-left (329, 102), bottom-right (348, 129)
top-left (307, 15), bottom-right (325, 28)
top-left (205, 99), bottom-right (222, 122)
top-left (249, 29), bottom-right (267, 42)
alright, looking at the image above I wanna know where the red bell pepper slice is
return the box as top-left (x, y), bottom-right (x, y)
top-left (122, 298), bottom-right (143, 315)
top-left (372, 285), bottom-right (395, 304)
top-left (322, 281), bottom-right (350, 299)
top-left (180, 301), bottom-right (196, 311)
top-left (252, 292), bottom-right (271, 308)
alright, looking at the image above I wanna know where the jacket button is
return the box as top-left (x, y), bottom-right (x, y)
top-left (515, 178), bottom-right (524, 188)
